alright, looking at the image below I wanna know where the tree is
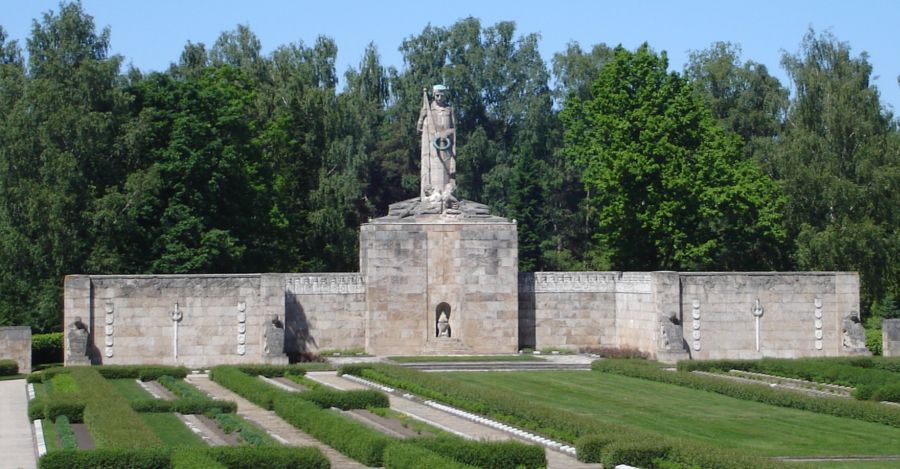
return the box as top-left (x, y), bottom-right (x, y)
top-left (0, 3), bottom-right (129, 330)
top-left (775, 29), bottom-right (899, 311)
top-left (561, 44), bottom-right (787, 271)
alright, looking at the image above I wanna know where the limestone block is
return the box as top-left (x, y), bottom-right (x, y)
top-left (884, 319), bottom-right (900, 357)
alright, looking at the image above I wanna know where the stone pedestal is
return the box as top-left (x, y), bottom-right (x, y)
top-left (360, 215), bottom-right (518, 355)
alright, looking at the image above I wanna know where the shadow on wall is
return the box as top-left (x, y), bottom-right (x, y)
top-left (518, 288), bottom-right (536, 350)
top-left (284, 292), bottom-right (318, 361)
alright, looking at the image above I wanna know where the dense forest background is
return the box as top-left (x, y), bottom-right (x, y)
top-left (0, 3), bottom-right (897, 340)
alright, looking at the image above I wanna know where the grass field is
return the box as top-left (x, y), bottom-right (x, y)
top-left (443, 370), bottom-right (900, 459)
top-left (388, 355), bottom-right (545, 363)
top-left (140, 413), bottom-right (206, 448)
top-left (107, 378), bottom-right (152, 401)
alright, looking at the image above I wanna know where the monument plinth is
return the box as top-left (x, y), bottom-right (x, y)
top-left (361, 84), bottom-right (519, 355)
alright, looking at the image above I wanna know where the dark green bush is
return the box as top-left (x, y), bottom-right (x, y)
top-left (157, 375), bottom-right (208, 400)
top-left (28, 396), bottom-right (45, 420)
top-left (679, 357), bottom-right (900, 403)
top-left (213, 413), bottom-right (274, 446)
top-left (274, 393), bottom-right (393, 466)
top-left (0, 358), bottom-right (18, 375)
top-left (31, 333), bottom-right (63, 367)
top-left (96, 365), bottom-right (189, 381)
top-left (598, 359), bottom-right (900, 427)
top-left (411, 436), bottom-right (546, 469)
top-left (383, 442), bottom-right (477, 469)
top-left (235, 364), bottom-right (309, 377)
top-left (600, 439), bottom-right (671, 468)
top-left (171, 450), bottom-right (227, 469)
top-left (38, 448), bottom-right (171, 469)
top-left (26, 366), bottom-right (68, 384)
top-left (202, 446), bottom-right (330, 469)
top-left (45, 399), bottom-right (85, 422)
top-left (69, 367), bottom-right (163, 448)
top-left (55, 415), bottom-right (78, 450)
top-left (130, 398), bottom-right (236, 415)
top-left (872, 383), bottom-right (900, 402)
top-left (210, 365), bottom-right (280, 410)
top-left (575, 434), bottom-right (617, 463)
top-left (301, 387), bottom-right (389, 410)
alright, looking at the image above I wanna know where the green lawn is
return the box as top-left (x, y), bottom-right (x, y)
top-left (140, 413), bottom-right (207, 448)
top-left (388, 355), bottom-right (545, 363)
top-left (443, 371), bottom-right (900, 458)
top-left (107, 378), bottom-right (152, 401)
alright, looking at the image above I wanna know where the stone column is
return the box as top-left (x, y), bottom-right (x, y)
top-left (882, 319), bottom-right (900, 357)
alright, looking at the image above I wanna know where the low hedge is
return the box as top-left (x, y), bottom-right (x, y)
top-left (600, 439), bottom-right (671, 468)
top-left (201, 446), bottom-right (329, 469)
top-left (214, 413), bottom-right (275, 446)
top-left (130, 398), bottom-right (237, 415)
top-left (274, 393), bottom-right (393, 466)
top-left (27, 367), bottom-right (69, 384)
top-left (157, 375), bottom-right (208, 400)
top-left (300, 387), bottom-right (389, 410)
top-left (32, 332), bottom-right (63, 367)
top-left (0, 358), bottom-right (18, 375)
top-left (383, 442), bottom-right (476, 469)
top-left (28, 396), bottom-right (85, 422)
top-left (55, 415), bottom-right (78, 450)
top-left (38, 448), bottom-right (171, 469)
top-left (96, 365), bottom-right (189, 381)
top-left (45, 399), bottom-right (85, 422)
top-left (678, 358), bottom-right (900, 402)
top-left (235, 364), bottom-right (309, 377)
top-left (210, 366), bottom-right (280, 409)
top-left (600, 359), bottom-right (900, 427)
top-left (68, 367), bottom-right (164, 449)
top-left (38, 447), bottom-right (329, 469)
top-left (410, 436), bottom-right (546, 469)
top-left (171, 450), bottom-right (227, 469)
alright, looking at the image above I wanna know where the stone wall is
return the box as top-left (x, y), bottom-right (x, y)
top-left (64, 274), bottom-right (285, 368)
top-left (679, 272), bottom-right (862, 359)
top-left (361, 219), bottom-right (518, 355)
top-left (284, 274), bottom-right (367, 354)
top-left (0, 326), bottom-right (31, 373)
top-left (884, 319), bottom-right (900, 357)
top-left (519, 272), bottom-right (619, 350)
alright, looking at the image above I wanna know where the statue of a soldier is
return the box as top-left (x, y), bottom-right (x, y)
top-left (417, 84), bottom-right (458, 212)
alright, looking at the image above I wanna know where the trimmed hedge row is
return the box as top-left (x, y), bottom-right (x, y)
top-left (171, 450), bottom-right (227, 469)
top-left (68, 367), bottom-right (164, 449)
top-left (817, 356), bottom-right (900, 374)
top-left (214, 413), bottom-right (275, 446)
top-left (677, 357), bottom-right (900, 402)
top-left (38, 447), bottom-right (329, 469)
top-left (210, 366), bottom-right (281, 409)
top-left (410, 436), bottom-right (546, 469)
top-left (96, 365), bottom-right (189, 381)
top-left (382, 442), bottom-right (476, 469)
top-left (235, 364), bottom-right (309, 377)
top-left (28, 396), bottom-right (85, 422)
top-left (157, 375), bottom-right (208, 400)
top-left (39, 448), bottom-right (170, 469)
top-left (55, 415), bottom-right (78, 450)
top-left (26, 366), bottom-right (68, 384)
top-left (131, 398), bottom-right (237, 415)
top-left (0, 358), bottom-right (17, 375)
top-left (300, 387), bottom-right (389, 410)
top-left (600, 359), bottom-right (900, 427)
top-left (341, 363), bottom-right (794, 469)
top-left (274, 393), bottom-right (393, 466)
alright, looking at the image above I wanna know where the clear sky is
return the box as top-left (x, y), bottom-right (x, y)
top-left (5, 0), bottom-right (899, 113)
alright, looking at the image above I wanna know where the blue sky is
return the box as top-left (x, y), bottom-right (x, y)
top-left (5, 0), bottom-right (899, 113)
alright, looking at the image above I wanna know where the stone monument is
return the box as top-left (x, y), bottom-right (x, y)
top-left (263, 314), bottom-right (289, 364)
top-left (361, 84), bottom-right (519, 355)
top-left (841, 313), bottom-right (870, 355)
top-left (66, 316), bottom-right (91, 365)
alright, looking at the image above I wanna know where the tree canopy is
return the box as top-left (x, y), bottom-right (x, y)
top-left (0, 4), bottom-right (897, 331)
